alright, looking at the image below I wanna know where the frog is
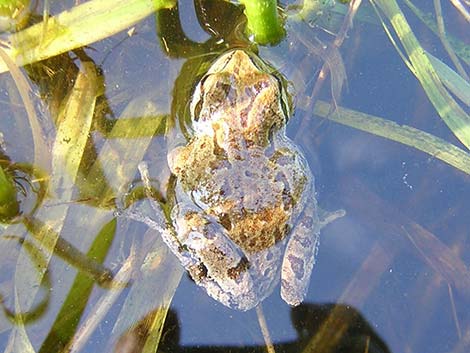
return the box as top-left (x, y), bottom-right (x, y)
top-left (136, 49), bottom-right (344, 311)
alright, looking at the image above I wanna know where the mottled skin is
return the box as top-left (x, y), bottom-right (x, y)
top-left (140, 50), bottom-right (343, 311)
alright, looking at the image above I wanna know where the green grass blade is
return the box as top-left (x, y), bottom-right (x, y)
top-left (13, 62), bottom-right (99, 317)
top-left (426, 51), bottom-right (470, 106)
top-left (0, 0), bottom-right (176, 73)
top-left (371, 0), bottom-right (470, 150)
top-left (111, 232), bottom-right (183, 352)
top-left (38, 218), bottom-right (116, 353)
top-left (51, 61), bottom-right (97, 197)
top-left (403, 0), bottom-right (470, 66)
top-left (314, 100), bottom-right (470, 175)
top-left (78, 98), bottom-right (166, 206)
top-left (2, 236), bottom-right (51, 324)
top-left (0, 47), bottom-right (49, 169)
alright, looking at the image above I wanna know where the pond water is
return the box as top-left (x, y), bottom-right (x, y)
top-left (0, 1), bottom-right (469, 353)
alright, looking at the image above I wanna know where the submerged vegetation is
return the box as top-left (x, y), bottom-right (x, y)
top-left (0, 0), bottom-right (469, 352)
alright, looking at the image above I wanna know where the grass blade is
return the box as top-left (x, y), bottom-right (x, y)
top-left (0, 0), bottom-right (176, 73)
top-left (370, 0), bottom-right (470, 150)
top-left (314, 100), bottom-right (470, 175)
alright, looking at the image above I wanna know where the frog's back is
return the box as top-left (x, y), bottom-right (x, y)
top-left (182, 136), bottom-right (311, 253)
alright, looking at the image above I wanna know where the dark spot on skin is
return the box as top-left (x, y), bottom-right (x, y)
top-left (272, 224), bottom-right (289, 243)
top-left (216, 81), bottom-right (232, 97)
top-left (302, 215), bottom-right (314, 228)
top-left (282, 192), bottom-right (293, 210)
top-left (264, 141), bottom-right (275, 157)
top-left (296, 236), bottom-right (312, 248)
top-left (272, 227), bottom-right (283, 243)
top-left (263, 268), bottom-right (271, 277)
top-left (244, 170), bottom-right (254, 177)
top-left (184, 211), bottom-right (197, 221)
top-left (253, 80), bottom-right (269, 93)
top-left (266, 251), bottom-right (273, 261)
top-left (227, 256), bottom-right (250, 280)
top-left (212, 136), bottom-right (227, 157)
top-left (284, 224), bottom-right (291, 235)
top-left (281, 278), bottom-right (293, 292)
top-left (240, 107), bottom-right (249, 128)
top-left (219, 180), bottom-right (230, 196)
top-left (288, 254), bottom-right (305, 280)
top-left (190, 263), bottom-right (208, 282)
top-left (219, 213), bottom-right (232, 230)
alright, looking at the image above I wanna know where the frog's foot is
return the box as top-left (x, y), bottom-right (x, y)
top-left (138, 161), bottom-right (167, 217)
top-left (281, 204), bottom-right (345, 306)
top-left (196, 271), bottom-right (260, 311)
top-left (318, 207), bottom-right (346, 229)
top-left (114, 162), bottom-right (169, 234)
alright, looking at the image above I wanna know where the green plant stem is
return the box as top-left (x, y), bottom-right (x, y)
top-left (240, 0), bottom-right (284, 44)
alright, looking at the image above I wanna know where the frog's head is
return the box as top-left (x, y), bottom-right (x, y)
top-left (190, 50), bottom-right (293, 146)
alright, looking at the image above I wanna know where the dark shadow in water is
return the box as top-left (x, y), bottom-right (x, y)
top-left (115, 302), bottom-right (391, 353)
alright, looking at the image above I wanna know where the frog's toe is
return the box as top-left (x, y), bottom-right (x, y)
top-left (280, 256), bottom-right (311, 307)
top-left (318, 207), bottom-right (346, 228)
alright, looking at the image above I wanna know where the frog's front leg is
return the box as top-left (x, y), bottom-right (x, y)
top-left (281, 200), bottom-right (345, 306)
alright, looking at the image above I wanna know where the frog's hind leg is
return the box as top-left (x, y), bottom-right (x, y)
top-left (173, 209), bottom-right (261, 311)
top-left (281, 202), bottom-right (345, 306)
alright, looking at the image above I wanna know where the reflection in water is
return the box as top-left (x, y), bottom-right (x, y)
top-left (117, 303), bottom-right (390, 353)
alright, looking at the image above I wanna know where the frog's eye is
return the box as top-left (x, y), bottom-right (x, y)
top-left (192, 98), bottom-right (203, 122)
top-left (278, 80), bottom-right (292, 122)
top-left (190, 76), bottom-right (208, 122)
